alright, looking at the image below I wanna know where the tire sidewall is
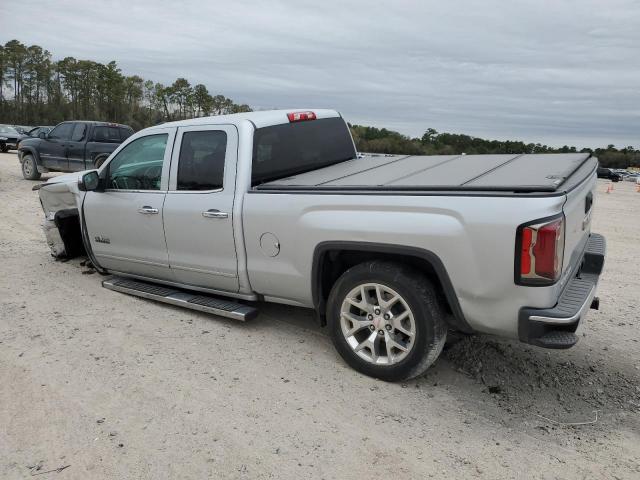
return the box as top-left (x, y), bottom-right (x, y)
top-left (22, 155), bottom-right (36, 179)
top-left (327, 263), bottom-right (440, 381)
top-left (95, 155), bottom-right (107, 168)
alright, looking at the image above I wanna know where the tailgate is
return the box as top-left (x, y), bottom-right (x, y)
top-left (561, 166), bottom-right (597, 275)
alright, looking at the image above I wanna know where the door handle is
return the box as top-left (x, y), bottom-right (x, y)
top-left (138, 206), bottom-right (159, 214)
top-left (202, 209), bottom-right (229, 219)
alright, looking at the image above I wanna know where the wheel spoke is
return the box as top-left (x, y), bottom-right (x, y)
top-left (341, 312), bottom-right (372, 336)
top-left (395, 323), bottom-right (414, 337)
top-left (346, 297), bottom-right (363, 310)
top-left (374, 285), bottom-right (383, 307)
top-left (385, 338), bottom-right (395, 363)
top-left (354, 332), bottom-right (379, 362)
top-left (386, 335), bottom-right (408, 353)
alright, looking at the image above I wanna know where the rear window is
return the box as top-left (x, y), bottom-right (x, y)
top-left (251, 117), bottom-right (356, 185)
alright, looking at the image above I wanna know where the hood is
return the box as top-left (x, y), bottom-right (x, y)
top-left (17, 136), bottom-right (41, 148)
top-left (41, 170), bottom-right (89, 188)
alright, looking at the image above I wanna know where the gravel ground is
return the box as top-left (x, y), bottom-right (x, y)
top-left (0, 152), bottom-right (638, 479)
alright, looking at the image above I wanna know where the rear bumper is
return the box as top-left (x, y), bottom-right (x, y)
top-left (518, 233), bottom-right (606, 349)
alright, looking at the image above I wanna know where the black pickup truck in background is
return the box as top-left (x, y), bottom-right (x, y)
top-left (17, 121), bottom-right (134, 180)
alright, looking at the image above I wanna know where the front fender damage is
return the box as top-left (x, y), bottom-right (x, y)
top-left (38, 175), bottom-right (86, 258)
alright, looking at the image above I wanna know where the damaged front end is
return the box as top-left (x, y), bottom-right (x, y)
top-left (37, 174), bottom-right (87, 259)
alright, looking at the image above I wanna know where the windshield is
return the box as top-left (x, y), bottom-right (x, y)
top-left (251, 117), bottom-right (356, 185)
top-left (0, 125), bottom-right (18, 134)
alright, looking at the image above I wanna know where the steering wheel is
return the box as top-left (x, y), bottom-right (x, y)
top-left (110, 175), bottom-right (143, 190)
top-left (141, 165), bottom-right (162, 189)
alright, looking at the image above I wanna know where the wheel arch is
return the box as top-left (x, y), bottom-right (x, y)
top-left (18, 146), bottom-right (41, 164)
top-left (311, 241), bottom-right (473, 333)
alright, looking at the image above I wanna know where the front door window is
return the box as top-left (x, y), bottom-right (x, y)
top-left (106, 134), bottom-right (168, 191)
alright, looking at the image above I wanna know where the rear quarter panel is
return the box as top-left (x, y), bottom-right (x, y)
top-left (242, 191), bottom-right (567, 337)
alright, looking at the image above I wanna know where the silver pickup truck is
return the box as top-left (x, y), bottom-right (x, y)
top-left (37, 109), bottom-right (606, 381)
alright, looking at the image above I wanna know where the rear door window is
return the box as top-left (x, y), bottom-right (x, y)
top-left (251, 117), bottom-right (355, 185)
top-left (177, 130), bottom-right (227, 191)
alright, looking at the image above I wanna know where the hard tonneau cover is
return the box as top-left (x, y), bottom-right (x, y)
top-left (256, 153), bottom-right (596, 194)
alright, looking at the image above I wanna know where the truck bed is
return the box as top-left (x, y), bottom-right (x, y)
top-left (256, 153), bottom-right (595, 194)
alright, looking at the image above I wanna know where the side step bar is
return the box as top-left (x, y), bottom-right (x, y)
top-left (102, 276), bottom-right (258, 321)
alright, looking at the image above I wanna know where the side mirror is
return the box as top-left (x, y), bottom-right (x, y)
top-left (38, 131), bottom-right (47, 139)
top-left (78, 170), bottom-right (100, 192)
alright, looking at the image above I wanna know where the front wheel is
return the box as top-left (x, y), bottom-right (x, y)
top-left (0, 143), bottom-right (8, 153)
top-left (327, 261), bottom-right (447, 381)
top-left (21, 154), bottom-right (41, 180)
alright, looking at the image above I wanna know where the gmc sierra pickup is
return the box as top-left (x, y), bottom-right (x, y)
top-left (36, 109), bottom-right (606, 381)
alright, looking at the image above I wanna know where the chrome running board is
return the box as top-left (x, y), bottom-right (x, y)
top-left (102, 276), bottom-right (258, 321)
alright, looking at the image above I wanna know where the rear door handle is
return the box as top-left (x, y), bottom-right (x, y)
top-left (138, 206), bottom-right (159, 214)
top-left (202, 209), bottom-right (229, 219)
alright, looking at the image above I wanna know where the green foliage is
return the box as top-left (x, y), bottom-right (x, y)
top-left (351, 125), bottom-right (639, 168)
top-left (0, 39), bottom-right (251, 129)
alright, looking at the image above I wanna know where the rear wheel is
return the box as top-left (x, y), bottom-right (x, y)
top-left (94, 155), bottom-right (108, 168)
top-left (327, 261), bottom-right (447, 381)
top-left (21, 154), bottom-right (41, 180)
top-left (0, 143), bottom-right (8, 153)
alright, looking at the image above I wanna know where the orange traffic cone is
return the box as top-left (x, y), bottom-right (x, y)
top-left (610, 182), bottom-right (614, 190)
top-left (606, 184), bottom-right (611, 194)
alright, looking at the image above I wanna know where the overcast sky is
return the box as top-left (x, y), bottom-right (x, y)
top-left (2, 0), bottom-right (639, 148)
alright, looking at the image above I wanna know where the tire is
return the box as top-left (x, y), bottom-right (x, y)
top-left (94, 155), bottom-right (108, 168)
top-left (21, 154), bottom-right (41, 180)
top-left (327, 260), bottom-right (447, 381)
top-left (0, 143), bottom-right (8, 153)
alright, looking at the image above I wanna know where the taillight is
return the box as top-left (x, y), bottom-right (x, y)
top-left (516, 215), bottom-right (565, 285)
top-left (287, 111), bottom-right (316, 122)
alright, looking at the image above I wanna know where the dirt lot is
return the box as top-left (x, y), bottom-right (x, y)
top-left (1, 151), bottom-right (638, 479)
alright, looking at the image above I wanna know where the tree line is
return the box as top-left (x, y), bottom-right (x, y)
top-left (0, 39), bottom-right (251, 130)
top-left (1, 38), bottom-right (636, 168)
top-left (350, 125), bottom-right (640, 168)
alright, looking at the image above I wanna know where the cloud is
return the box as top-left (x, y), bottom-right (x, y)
top-left (2, 0), bottom-right (639, 148)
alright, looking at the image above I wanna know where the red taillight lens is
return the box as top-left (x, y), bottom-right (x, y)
top-left (533, 221), bottom-right (563, 279)
top-left (520, 228), bottom-right (533, 275)
top-left (517, 216), bottom-right (565, 285)
top-left (287, 111), bottom-right (316, 122)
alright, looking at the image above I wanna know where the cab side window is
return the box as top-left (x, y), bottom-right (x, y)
top-left (49, 123), bottom-right (74, 140)
top-left (176, 130), bottom-right (227, 191)
top-left (106, 134), bottom-right (168, 191)
top-left (93, 126), bottom-right (122, 143)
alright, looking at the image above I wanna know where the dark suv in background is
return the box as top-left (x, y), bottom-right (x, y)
top-left (596, 167), bottom-right (623, 182)
top-left (18, 121), bottom-right (134, 180)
